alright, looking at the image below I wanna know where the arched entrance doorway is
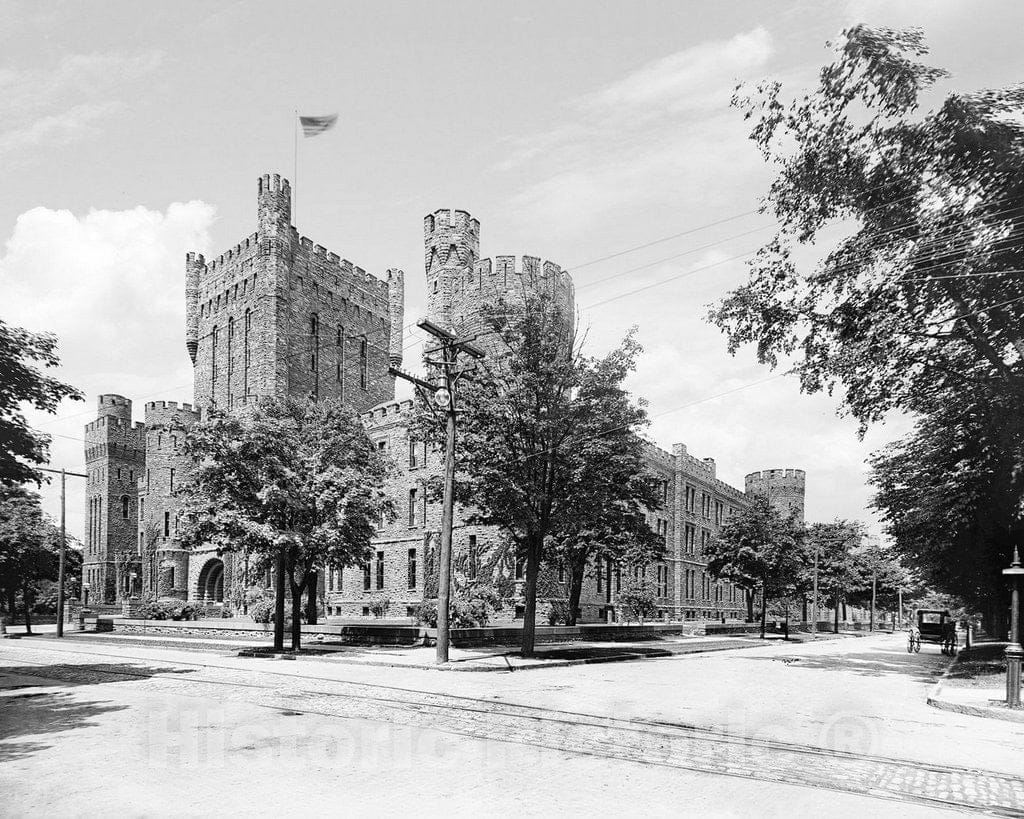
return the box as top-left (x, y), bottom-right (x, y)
top-left (197, 558), bottom-right (225, 603)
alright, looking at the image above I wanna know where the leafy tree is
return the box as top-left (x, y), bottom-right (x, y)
top-left (178, 397), bottom-right (392, 651)
top-left (705, 495), bottom-right (806, 638)
top-left (618, 576), bottom-right (659, 625)
top-left (421, 296), bottom-right (662, 656)
top-left (0, 485), bottom-right (66, 633)
top-left (0, 318), bottom-right (83, 485)
top-left (805, 521), bottom-right (870, 633)
top-left (711, 25), bottom-right (1024, 633)
top-left (713, 25), bottom-right (1024, 428)
top-left (870, 393), bottom-right (1024, 635)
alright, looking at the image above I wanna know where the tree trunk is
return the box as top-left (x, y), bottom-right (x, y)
top-left (565, 558), bottom-right (585, 626)
top-left (22, 583), bottom-right (32, 635)
top-left (759, 591), bottom-right (767, 640)
top-left (273, 551), bottom-right (286, 651)
top-left (289, 569), bottom-right (303, 652)
top-left (304, 570), bottom-right (318, 625)
top-left (521, 539), bottom-right (541, 657)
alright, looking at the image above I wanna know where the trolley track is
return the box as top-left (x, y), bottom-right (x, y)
top-left (2, 642), bottom-right (1022, 816)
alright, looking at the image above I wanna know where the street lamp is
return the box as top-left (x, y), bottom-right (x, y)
top-left (1003, 545), bottom-right (1024, 709)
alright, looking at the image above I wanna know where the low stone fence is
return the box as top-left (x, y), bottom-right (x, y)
top-left (86, 617), bottom-right (719, 647)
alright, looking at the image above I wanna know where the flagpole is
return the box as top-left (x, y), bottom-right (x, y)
top-left (293, 109), bottom-right (298, 225)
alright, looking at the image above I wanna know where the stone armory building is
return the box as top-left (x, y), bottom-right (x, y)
top-left (82, 172), bottom-right (804, 622)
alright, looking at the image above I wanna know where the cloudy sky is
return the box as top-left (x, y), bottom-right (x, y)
top-left (4, 0), bottom-right (1024, 541)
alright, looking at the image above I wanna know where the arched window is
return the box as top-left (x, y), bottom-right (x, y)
top-left (121, 495), bottom-right (129, 519)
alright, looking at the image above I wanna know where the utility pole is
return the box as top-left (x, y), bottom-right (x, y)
top-left (898, 586), bottom-right (904, 628)
top-left (37, 466), bottom-right (88, 638)
top-left (810, 541), bottom-right (820, 638)
top-left (391, 319), bottom-right (483, 663)
top-left (870, 570), bottom-right (877, 632)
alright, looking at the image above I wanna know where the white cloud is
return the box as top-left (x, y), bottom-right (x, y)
top-left (0, 50), bottom-right (163, 159)
top-left (1, 200), bottom-right (216, 538)
top-left (582, 27), bottom-right (773, 115)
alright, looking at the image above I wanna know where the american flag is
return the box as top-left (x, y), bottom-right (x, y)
top-left (299, 114), bottom-right (338, 137)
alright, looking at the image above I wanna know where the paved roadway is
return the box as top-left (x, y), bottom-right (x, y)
top-left (1, 632), bottom-right (1022, 816)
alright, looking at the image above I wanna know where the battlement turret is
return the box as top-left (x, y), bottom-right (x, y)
top-left (386, 268), bottom-right (405, 367)
top-left (185, 252), bottom-right (205, 364)
top-left (424, 208), bottom-right (480, 329)
top-left (745, 469), bottom-right (806, 522)
top-left (97, 394), bottom-right (132, 422)
top-left (258, 172), bottom-right (291, 235)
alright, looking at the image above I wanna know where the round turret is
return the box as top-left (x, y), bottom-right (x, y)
top-left (745, 468), bottom-right (806, 523)
top-left (424, 208), bottom-right (480, 329)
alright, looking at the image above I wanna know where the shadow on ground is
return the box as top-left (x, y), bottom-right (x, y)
top-left (0, 662), bottom-right (196, 763)
top-left (0, 691), bottom-right (127, 763)
top-left (740, 645), bottom-right (948, 684)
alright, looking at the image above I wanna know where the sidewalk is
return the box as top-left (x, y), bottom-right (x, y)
top-left (927, 642), bottom-right (1024, 723)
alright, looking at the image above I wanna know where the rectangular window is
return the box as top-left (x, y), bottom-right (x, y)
top-left (515, 556), bottom-right (524, 581)
top-left (363, 563), bottom-right (371, 591)
top-left (407, 548), bottom-right (417, 589)
top-left (140, 497), bottom-right (144, 520)
top-left (467, 535), bottom-right (477, 580)
top-left (169, 566), bottom-right (175, 589)
top-left (360, 337), bottom-right (368, 390)
top-left (685, 524), bottom-right (695, 553)
top-left (328, 569), bottom-right (335, 591)
top-left (169, 468), bottom-right (175, 493)
top-left (408, 488), bottom-right (417, 526)
top-left (211, 325), bottom-right (219, 391)
top-left (715, 500), bottom-right (724, 526)
top-left (686, 485), bottom-right (695, 513)
top-left (596, 557), bottom-right (603, 593)
top-left (244, 309), bottom-right (252, 398)
top-left (409, 438), bottom-right (419, 468)
top-left (557, 562), bottom-right (566, 583)
top-left (376, 550), bottom-right (385, 590)
top-left (163, 511), bottom-right (170, 538)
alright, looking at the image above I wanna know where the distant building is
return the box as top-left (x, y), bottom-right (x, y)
top-left (84, 173), bottom-right (805, 623)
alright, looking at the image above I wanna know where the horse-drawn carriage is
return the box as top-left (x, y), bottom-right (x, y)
top-left (907, 609), bottom-right (958, 655)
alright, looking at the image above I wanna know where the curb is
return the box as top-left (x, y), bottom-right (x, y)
top-left (926, 647), bottom-right (1024, 724)
top-left (236, 637), bottom-right (768, 672)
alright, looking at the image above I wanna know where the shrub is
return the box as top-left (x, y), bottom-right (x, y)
top-left (618, 577), bottom-right (658, 624)
top-left (546, 600), bottom-right (571, 626)
top-left (137, 597), bottom-right (195, 621)
top-left (415, 583), bottom-right (501, 629)
top-left (249, 599), bottom-right (275, 624)
top-left (369, 594), bottom-right (391, 618)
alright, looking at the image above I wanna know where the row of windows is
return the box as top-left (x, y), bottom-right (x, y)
top-left (200, 272), bottom-right (256, 319)
top-left (308, 314), bottom-right (371, 400)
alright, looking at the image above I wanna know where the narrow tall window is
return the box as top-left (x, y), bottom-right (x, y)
top-left (336, 326), bottom-right (345, 397)
top-left (408, 488), bottom-right (417, 526)
top-left (596, 556), bottom-right (603, 592)
top-left (363, 563), bottom-right (371, 591)
top-left (407, 548), bottom-right (417, 589)
top-left (376, 550), bottom-right (384, 590)
top-left (310, 314), bottom-right (320, 400)
top-left (211, 325), bottom-right (219, 399)
top-left (515, 556), bottom-right (524, 581)
top-left (467, 535), bottom-right (477, 580)
top-left (140, 497), bottom-right (145, 520)
top-left (409, 438), bottom-right (419, 468)
top-left (121, 495), bottom-right (129, 519)
top-left (557, 562), bottom-right (565, 583)
top-left (243, 309), bottom-right (251, 398)
top-left (686, 485), bottom-right (695, 513)
top-left (139, 531), bottom-right (144, 553)
top-left (227, 316), bottom-right (234, 406)
top-left (169, 468), bottom-right (175, 493)
top-left (359, 337), bottom-right (368, 390)
top-left (164, 511), bottom-right (170, 538)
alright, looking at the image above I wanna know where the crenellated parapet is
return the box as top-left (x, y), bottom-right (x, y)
top-left (144, 400), bottom-right (201, 432)
top-left (745, 468), bottom-right (806, 522)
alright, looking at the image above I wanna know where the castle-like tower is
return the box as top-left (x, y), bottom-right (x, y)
top-left (137, 400), bottom-right (201, 600)
top-left (187, 173), bottom-right (404, 414)
top-left (83, 395), bottom-right (145, 603)
top-left (87, 172), bottom-right (405, 607)
top-left (745, 469), bottom-right (806, 522)
top-left (423, 208), bottom-right (575, 356)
